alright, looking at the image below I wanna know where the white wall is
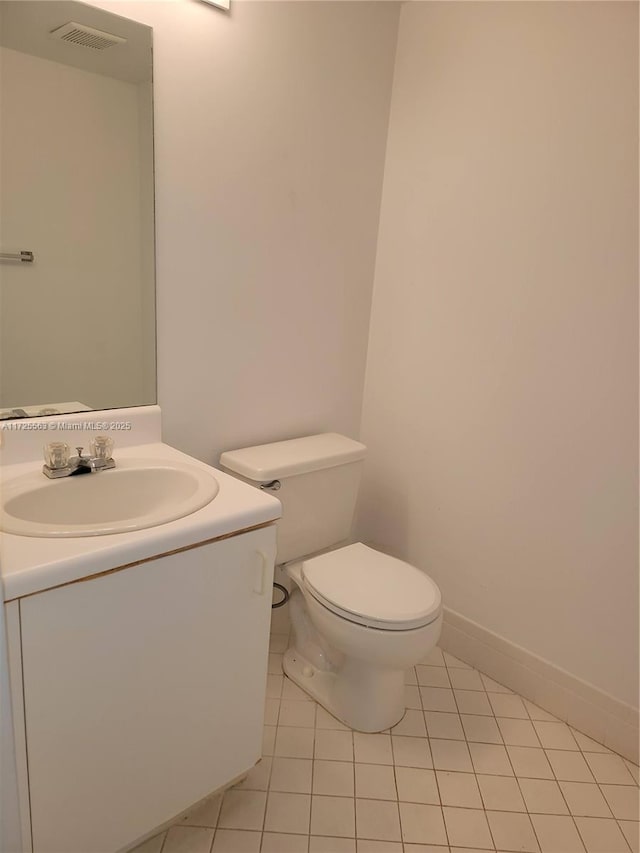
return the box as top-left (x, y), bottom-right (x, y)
top-left (89, 0), bottom-right (636, 713)
top-left (358, 1), bottom-right (638, 709)
top-left (95, 0), bottom-right (400, 464)
top-left (0, 48), bottom-right (155, 411)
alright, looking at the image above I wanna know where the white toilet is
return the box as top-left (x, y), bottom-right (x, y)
top-left (220, 433), bottom-right (442, 732)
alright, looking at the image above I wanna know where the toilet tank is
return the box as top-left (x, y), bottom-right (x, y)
top-left (220, 433), bottom-right (366, 564)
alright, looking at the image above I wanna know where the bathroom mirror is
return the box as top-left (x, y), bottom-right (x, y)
top-left (0, 1), bottom-right (155, 417)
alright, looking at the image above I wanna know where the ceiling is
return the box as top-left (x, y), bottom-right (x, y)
top-left (0, 0), bottom-right (152, 84)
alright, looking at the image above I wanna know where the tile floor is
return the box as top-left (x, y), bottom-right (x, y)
top-left (134, 632), bottom-right (639, 853)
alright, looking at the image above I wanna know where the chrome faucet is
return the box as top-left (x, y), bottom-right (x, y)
top-left (43, 438), bottom-right (116, 479)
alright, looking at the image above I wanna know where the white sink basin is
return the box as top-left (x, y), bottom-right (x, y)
top-left (0, 459), bottom-right (220, 537)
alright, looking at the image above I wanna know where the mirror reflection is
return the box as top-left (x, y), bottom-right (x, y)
top-left (0, 1), bottom-right (155, 418)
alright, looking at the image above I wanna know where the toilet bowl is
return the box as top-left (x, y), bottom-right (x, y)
top-left (283, 542), bottom-right (442, 731)
top-left (219, 433), bottom-right (443, 732)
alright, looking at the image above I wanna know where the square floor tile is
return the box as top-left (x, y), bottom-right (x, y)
top-left (546, 750), bottom-right (594, 782)
top-left (263, 725), bottom-right (277, 756)
top-left (454, 690), bottom-right (493, 716)
top-left (391, 735), bottom-right (433, 768)
top-left (218, 791), bottom-right (267, 831)
top-left (460, 714), bottom-right (502, 744)
top-left (443, 806), bottom-right (493, 849)
top-left (266, 675), bottom-right (284, 699)
top-left (430, 739), bottom-right (473, 772)
top-left (279, 700), bottom-right (317, 728)
top-left (507, 746), bottom-right (554, 780)
top-left (488, 693), bottom-right (529, 719)
top-left (618, 820), bottom-right (640, 853)
top-left (275, 727), bottom-right (315, 759)
top-left (394, 767), bottom-right (439, 804)
top-left (398, 803), bottom-right (447, 845)
top-left (477, 774), bottom-right (526, 812)
top-left (437, 770), bottom-right (482, 808)
top-left (497, 718), bottom-right (540, 747)
top-left (236, 759), bottom-right (272, 793)
top-left (534, 722), bottom-right (579, 751)
top-left (405, 668), bottom-right (418, 685)
top-left (571, 730), bottom-right (610, 754)
top-left (316, 707), bottom-right (349, 731)
top-left (530, 814), bottom-right (585, 853)
top-left (282, 678), bottom-right (313, 701)
top-left (405, 686), bottom-right (422, 710)
top-left (559, 782), bottom-right (611, 818)
top-left (270, 757), bottom-right (313, 794)
top-left (584, 753), bottom-right (637, 785)
top-left (419, 687), bottom-right (457, 713)
top-left (270, 615), bottom-right (290, 639)
top-left (132, 834), bottom-right (165, 853)
top-left (416, 666), bottom-right (451, 688)
top-left (356, 840), bottom-right (402, 853)
top-left (448, 669), bottom-right (485, 691)
top-left (448, 849), bottom-right (494, 853)
top-left (211, 829), bottom-right (261, 853)
top-left (421, 646), bottom-right (445, 666)
top-left (163, 827), bottom-right (215, 853)
top-left (182, 794), bottom-right (223, 827)
top-left (355, 764), bottom-right (397, 800)
top-left (356, 799), bottom-right (401, 841)
top-left (315, 730), bottom-right (354, 762)
top-left (313, 760), bottom-right (354, 797)
top-left (469, 742), bottom-right (514, 776)
top-left (268, 653), bottom-right (283, 675)
top-left (311, 795), bottom-right (355, 838)
top-left (481, 674), bottom-right (513, 693)
top-left (524, 700), bottom-right (558, 722)
top-left (264, 699), bottom-right (279, 727)
top-left (600, 784), bottom-right (640, 820)
top-left (264, 792), bottom-right (311, 835)
top-left (262, 833), bottom-right (309, 853)
top-left (574, 816), bottom-right (629, 852)
top-left (424, 711), bottom-right (465, 740)
top-left (486, 810), bottom-right (539, 852)
top-left (443, 652), bottom-right (472, 669)
top-left (269, 634), bottom-right (289, 653)
top-left (354, 733), bottom-right (393, 765)
top-left (518, 778), bottom-right (568, 815)
top-left (623, 761), bottom-right (639, 784)
top-left (309, 838), bottom-right (356, 853)
top-left (392, 709), bottom-right (427, 738)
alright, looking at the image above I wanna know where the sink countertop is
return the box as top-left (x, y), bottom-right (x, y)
top-left (0, 442), bottom-right (282, 601)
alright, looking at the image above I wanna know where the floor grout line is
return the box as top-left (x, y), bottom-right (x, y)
top-left (149, 636), bottom-right (639, 853)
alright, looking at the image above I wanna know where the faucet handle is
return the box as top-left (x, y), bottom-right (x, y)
top-left (44, 442), bottom-right (70, 470)
top-left (90, 435), bottom-right (114, 461)
top-left (76, 446), bottom-right (84, 458)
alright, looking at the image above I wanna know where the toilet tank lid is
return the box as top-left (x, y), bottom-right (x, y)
top-left (219, 433), bottom-right (366, 481)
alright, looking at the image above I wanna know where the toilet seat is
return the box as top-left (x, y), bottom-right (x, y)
top-left (301, 543), bottom-right (441, 631)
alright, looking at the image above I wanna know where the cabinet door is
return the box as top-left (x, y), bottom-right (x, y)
top-left (20, 526), bottom-right (276, 853)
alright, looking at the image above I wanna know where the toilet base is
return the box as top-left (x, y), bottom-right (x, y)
top-left (282, 646), bottom-right (406, 733)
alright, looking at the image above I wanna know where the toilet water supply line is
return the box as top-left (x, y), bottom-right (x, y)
top-left (258, 478), bottom-right (290, 609)
top-left (272, 581), bottom-right (289, 608)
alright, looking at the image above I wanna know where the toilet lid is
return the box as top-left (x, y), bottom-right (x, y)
top-left (301, 543), bottom-right (441, 631)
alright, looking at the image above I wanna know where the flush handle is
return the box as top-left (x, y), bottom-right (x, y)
top-left (260, 480), bottom-right (281, 491)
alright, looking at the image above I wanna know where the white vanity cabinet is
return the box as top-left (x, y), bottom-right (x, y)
top-left (7, 524), bottom-right (276, 853)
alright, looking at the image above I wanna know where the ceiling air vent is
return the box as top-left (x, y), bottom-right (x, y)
top-left (49, 22), bottom-right (126, 51)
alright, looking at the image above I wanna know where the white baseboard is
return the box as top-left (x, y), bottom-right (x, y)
top-left (440, 607), bottom-right (639, 764)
